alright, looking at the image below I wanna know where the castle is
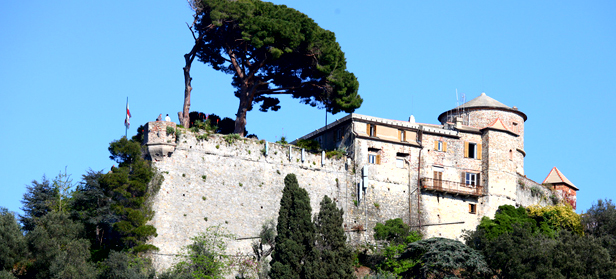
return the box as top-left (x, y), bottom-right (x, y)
top-left (144, 92), bottom-right (577, 272)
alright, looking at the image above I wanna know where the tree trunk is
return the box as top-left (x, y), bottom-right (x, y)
top-left (234, 90), bottom-right (250, 136)
top-left (179, 24), bottom-right (208, 128)
top-left (180, 52), bottom-right (194, 128)
top-left (234, 85), bottom-right (257, 136)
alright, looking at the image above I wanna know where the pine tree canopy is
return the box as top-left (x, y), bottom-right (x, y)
top-left (190, 0), bottom-right (362, 135)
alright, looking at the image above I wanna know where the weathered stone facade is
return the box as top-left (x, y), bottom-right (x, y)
top-left (144, 93), bottom-right (578, 274)
top-left (145, 126), bottom-right (360, 272)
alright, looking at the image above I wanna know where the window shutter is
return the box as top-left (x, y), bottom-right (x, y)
top-left (376, 154), bottom-right (381, 164)
top-left (374, 125), bottom-right (377, 136)
top-left (464, 142), bottom-right (469, 158)
top-left (469, 204), bottom-right (472, 213)
top-left (477, 144), bottom-right (482, 160)
top-left (434, 141), bottom-right (438, 150)
top-left (477, 173), bottom-right (481, 186)
top-left (462, 172), bottom-right (466, 184)
top-left (443, 142), bottom-right (448, 152)
top-left (366, 124), bottom-right (370, 135)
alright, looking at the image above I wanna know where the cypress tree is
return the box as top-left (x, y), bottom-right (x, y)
top-left (269, 174), bottom-right (314, 279)
top-left (305, 195), bottom-right (354, 279)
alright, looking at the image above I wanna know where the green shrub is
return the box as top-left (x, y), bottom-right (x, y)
top-left (326, 148), bottom-right (346, 159)
top-left (161, 225), bottom-right (234, 278)
top-left (400, 238), bottom-right (490, 278)
top-left (374, 218), bottom-right (420, 245)
top-left (295, 139), bottom-right (320, 151)
top-left (223, 133), bottom-right (241, 144)
top-left (530, 185), bottom-right (543, 197)
top-left (166, 126), bottom-right (175, 136)
top-left (175, 128), bottom-right (182, 142)
top-left (275, 136), bottom-right (288, 145)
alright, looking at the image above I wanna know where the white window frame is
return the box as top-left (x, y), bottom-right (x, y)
top-left (468, 143), bottom-right (477, 159)
top-left (437, 141), bottom-right (443, 151)
top-left (368, 154), bottom-right (376, 164)
top-left (465, 172), bottom-right (478, 186)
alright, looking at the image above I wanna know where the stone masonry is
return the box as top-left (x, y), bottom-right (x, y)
top-left (144, 93), bottom-right (577, 274)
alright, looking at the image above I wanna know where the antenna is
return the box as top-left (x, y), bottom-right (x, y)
top-left (456, 88), bottom-right (459, 107)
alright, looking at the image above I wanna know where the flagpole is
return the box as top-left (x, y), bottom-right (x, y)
top-left (125, 97), bottom-right (128, 138)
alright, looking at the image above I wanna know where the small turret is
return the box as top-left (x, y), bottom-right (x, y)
top-left (144, 121), bottom-right (177, 161)
top-left (543, 167), bottom-right (578, 209)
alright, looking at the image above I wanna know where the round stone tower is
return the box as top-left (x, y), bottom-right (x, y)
top-left (438, 92), bottom-right (527, 199)
top-left (438, 93), bottom-right (526, 136)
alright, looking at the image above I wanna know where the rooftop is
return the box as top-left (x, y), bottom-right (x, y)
top-left (438, 92), bottom-right (528, 121)
top-left (542, 167), bottom-right (578, 190)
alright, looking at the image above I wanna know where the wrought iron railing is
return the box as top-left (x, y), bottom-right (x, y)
top-left (420, 177), bottom-right (484, 197)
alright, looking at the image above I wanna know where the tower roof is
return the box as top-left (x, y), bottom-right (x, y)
top-left (438, 92), bottom-right (527, 122)
top-left (456, 92), bottom-right (510, 109)
top-left (542, 167), bottom-right (578, 190)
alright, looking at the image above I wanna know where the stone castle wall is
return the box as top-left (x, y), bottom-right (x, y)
top-left (146, 126), bottom-right (355, 272)
top-left (144, 117), bottom-right (558, 272)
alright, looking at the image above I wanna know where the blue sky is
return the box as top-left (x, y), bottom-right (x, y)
top-left (1, 1), bottom-right (614, 215)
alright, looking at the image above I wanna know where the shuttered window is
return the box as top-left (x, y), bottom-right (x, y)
top-left (434, 140), bottom-right (448, 152)
top-left (464, 142), bottom-right (470, 157)
top-left (464, 142), bottom-right (481, 159)
top-left (433, 171), bottom-right (443, 187)
top-left (477, 143), bottom-right (482, 159)
top-left (366, 124), bottom-right (377, 137)
top-left (368, 148), bottom-right (381, 164)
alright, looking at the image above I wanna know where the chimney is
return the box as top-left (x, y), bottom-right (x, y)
top-left (455, 117), bottom-right (463, 129)
top-left (409, 115), bottom-right (416, 123)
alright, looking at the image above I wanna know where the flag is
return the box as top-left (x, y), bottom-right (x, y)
top-left (124, 99), bottom-right (131, 128)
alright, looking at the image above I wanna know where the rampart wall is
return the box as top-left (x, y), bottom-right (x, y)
top-left (146, 126), bottom-right (357, 272)
top-left (144, 120), bottom-right (558, 273)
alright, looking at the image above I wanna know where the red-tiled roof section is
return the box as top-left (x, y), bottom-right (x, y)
top-left (483, 118), bottom-right (510, 132)
top-left (542, 167), bottom-right (578, 190)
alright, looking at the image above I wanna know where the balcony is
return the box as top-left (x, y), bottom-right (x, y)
top-left (420, 177), bottom-right (484, 197)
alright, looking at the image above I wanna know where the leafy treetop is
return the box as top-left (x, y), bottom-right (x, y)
top-left (190, 0), bottom-right (362, 135)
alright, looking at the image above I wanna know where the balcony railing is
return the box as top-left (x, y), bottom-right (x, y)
top-left (420, 177), bottom-right (484, 197)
